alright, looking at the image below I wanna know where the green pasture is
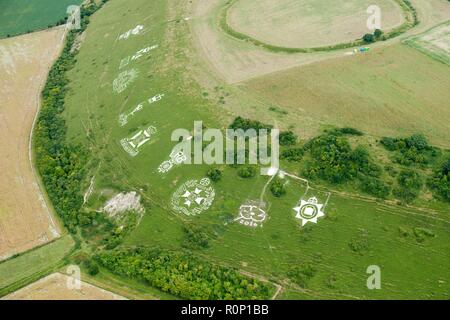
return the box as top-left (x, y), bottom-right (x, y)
top-left (0, 0), bottom-right (83, 38)
top-left (0, 235), bottom-right (74, 295)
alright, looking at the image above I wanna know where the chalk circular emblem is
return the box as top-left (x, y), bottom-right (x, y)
top-left (293, 197), bottom-right (325, 226)
top-left (299, 203), bottom-right (318, 219)
top-left (171, 178), bottom-right (215, 216)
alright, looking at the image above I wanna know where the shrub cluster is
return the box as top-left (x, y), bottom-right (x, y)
top-left (303, 133), bottom-right (381, 184)
top-left (182, 225), bottom-right (210, 249)
top-left (237, 166), bottom-right (256, 178)
top-left (281, 148), bottom-right (304, 162)
top-left (428, 157), bottom-right (450, 203)
top-left (380, 134), bottom-right (432, 166)
top-left (279, 131), bottom-right (297, 146)
top-left (393, 169), bottom-right (423, 203)
top-left (229, 116), bottom-right (272, 132)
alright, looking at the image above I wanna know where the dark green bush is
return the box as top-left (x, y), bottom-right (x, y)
top-left (207, 168), bottom-right (222, 182)
top-left (393, 169), bottom-right (423, 203)
top-left (182, 225), bottom-right (210, 249)
top-left (428, 157), bottom-right (450, 202)
top-left (237, 166), bottom-right (256, 178)
top-left (279, 131), bottom-right (297, 146)
top-left (270, 178), bottom-right (286, 197)
top-left (281, 148), bottom-right (304, 162)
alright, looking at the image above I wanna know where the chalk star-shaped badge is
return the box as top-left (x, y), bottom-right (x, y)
top-left (293, 197), bottom-right (325, 226)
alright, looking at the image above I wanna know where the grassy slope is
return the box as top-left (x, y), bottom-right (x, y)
top-left (0, 235), bottom-right (74, 295)
top-left (241, 44), bottom-right (450, 148)
top-left (0, 0), bottom-right (83, 38)
top-left (61, 0), bottom-right (449, 299)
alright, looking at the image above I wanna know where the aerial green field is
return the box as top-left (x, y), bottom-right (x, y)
top-left (0, 235), bottom-right (74, 295)
top-left (50, 0), bottom-right (449, 299)
top-left (0, 0), bottom-right (83, 38)
top-left (240, 44), bottom-right (450, 148)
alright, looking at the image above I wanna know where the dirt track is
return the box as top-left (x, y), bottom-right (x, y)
top-left (0, 27), bottom-right (65, 261)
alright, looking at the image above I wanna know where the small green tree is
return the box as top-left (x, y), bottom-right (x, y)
top-left (84, 260), bottom-right (99, 276)
top-left (270, 179), bottom-right (286, 197)
top-left (363, 33), bottom-right (375, 43)
top-left (374, 29), bottom-right (383, 39)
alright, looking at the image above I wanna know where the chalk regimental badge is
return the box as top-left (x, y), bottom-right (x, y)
top-left (172, 178), bottom-right (215, 216)
top-left (120, 126), bottom-right (157, 157)
top-left (293, 197), bottom-right (325, 226)
top-left (235, 203), bottom-right (267, 227)
top-left (113, 68), bottom-right (139, 93)
top-left (158, 150), bottom-right (187, 173)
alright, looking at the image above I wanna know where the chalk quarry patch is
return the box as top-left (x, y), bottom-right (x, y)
top-left (103, 191), bottom-right (144, 219)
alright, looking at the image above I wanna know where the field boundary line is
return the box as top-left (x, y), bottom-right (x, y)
top-left (28, 26), bottom-right (70, 241)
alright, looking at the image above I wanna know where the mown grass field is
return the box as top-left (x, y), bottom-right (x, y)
top-left (58, 0), bottom-right (450, 299)
top-left (227, 0), bottom-right (404, 48)
top-left (0, 0), bottom-right (82, 38)
top-left (0, 235), bottom-right (74, 296)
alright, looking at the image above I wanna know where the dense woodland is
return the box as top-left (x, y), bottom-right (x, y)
top-left (96, 248), bottom-right (272, 300)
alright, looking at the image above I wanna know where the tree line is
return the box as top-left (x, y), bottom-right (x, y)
top-left (34, 1), bottom-right (107, 232)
